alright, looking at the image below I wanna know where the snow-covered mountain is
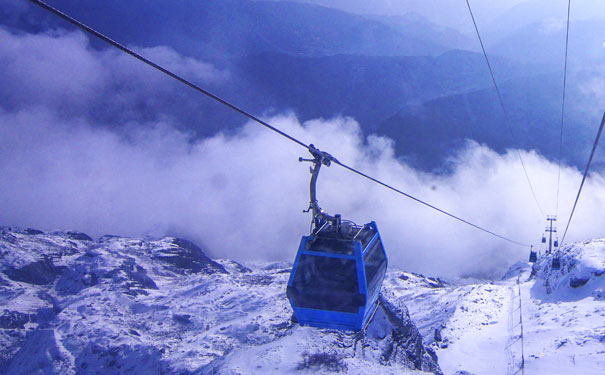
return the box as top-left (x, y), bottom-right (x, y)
top-left (0, 227), bottom-right (439, 374)
top-left (1, 226), bottom-right (603, 374)
top-left (392, 241), bottom-right (605, 374)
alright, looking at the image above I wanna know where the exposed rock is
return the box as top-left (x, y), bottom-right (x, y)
top-left (241, 274), bottom-right (274, 286)
top-left (101, 260), bottom-right (158, 296)
top-left (172, 313), bottom-right (192, 325)
top-left (153, 238), bottom-right (227, 274)
top-left (21, 228), bottom-right (44, 235)
top-left (65, 231), bottom-right (93, 242)
top-left (0, 310), bottom-right (31, 330)
top-left (75, 343), bottom-right (171, 375)
top-left (3, 330), bottom-right (73, 375)
top-left (119, 261), bottom-right (158, 290)
top-left (361, 291), bottom-right (441, 374)
top-left (0, 227), bottom-right (441, 374)
top-left (0, 330), bottom-right (27, 370)
top-left (55, 263), bottom-right (99, 296)
top-left (434, 327), bottom-right (442, 342)
top-left (425, 277), bottom-right (447, 288)
top-left (229, 261), bottom-right (252, 273)
top-left (569, 276), bottom-right (589, 288)
top-left (297, 351), bottom-right (347, 372)
top-left (4, 257), bottom-right (64, 285)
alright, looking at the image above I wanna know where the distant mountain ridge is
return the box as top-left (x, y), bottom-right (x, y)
top-left (9, 0), bottom-right (456, 58)
top-left (2, 0), bottom-right (602, 171)
top-left (364, 13), bottom-right (474, 52)
top-left (228, 49), bottom-right (522, 130)
top-left (489, 18), bottom-right (605, 68)
top-left (376, 70), bottom-right (600, 170)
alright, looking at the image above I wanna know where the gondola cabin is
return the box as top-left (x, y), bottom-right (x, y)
top-left (552, 257), bottom-right (561, 270)
top-left (290, 145), bottom-right (389, 331)
top-left (529, 250), bottom-right (537, 263)
top-left (287, 221), bottom-right (387, 330)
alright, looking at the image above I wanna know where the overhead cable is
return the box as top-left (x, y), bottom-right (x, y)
top-left (556, 0), bottom-right (572, 216)
top-left (27, 0), bottom-right (309, 150)
top-left (560, 112), bottom-right (605, 246)
top-left (28, 0), bottom-right (531, 248)
top-left (465, 0), bottom-right (545, 219)
top-left (334, 160), bottom-right (531, 247)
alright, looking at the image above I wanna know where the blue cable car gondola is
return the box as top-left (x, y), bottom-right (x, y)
top-left (552, 256), bottom-right (561, 270)
top-left (287, 145), bottom-right (388, 331)
top-left (529, 249), bottom-right (537, 263)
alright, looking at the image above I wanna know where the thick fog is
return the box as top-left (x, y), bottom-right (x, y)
top-left (2, 28), bottom-right (605, 279)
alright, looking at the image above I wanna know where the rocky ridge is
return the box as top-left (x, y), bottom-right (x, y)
top-left (0, 227), bottom-right (440, 374)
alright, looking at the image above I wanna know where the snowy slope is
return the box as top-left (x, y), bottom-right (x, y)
top-left (520, 242), bottom-right (605, 373)
top-left (0, 227), bottom-right (440, 375)
top-left (1, 226), bottom-right (603, 375)
top-left (391, 242), bottom-right (605, 375)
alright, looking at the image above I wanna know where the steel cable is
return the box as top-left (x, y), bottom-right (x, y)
top-left (560, 112), bottom-right (605, 246)
top-left (465, 0), bottom-right (545, 219)
top-left (556, 0), bottom-right (572, 216)
top-left (28, 0), bottom-right (531, 248)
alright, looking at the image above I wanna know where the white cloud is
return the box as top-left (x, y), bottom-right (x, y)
top-left (1, 25), bottom-right (604, 280)
top-left (0, 27), bottom-right (228, 119)
top-left (539, 17), bottom-right (565, 35)
top-left (578, 66), bottom-right (605, 110)
top-left (2, 107), bottom-right (604, 279)
top-left (0, 28), bottom-right (106, 111)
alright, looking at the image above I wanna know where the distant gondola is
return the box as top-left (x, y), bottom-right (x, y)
top-left (287, 145), bottom-right (388, 331)
top-left (529, 249), bottom-right (537, 263)
top-left (552, 256), bottom-right (561, 270)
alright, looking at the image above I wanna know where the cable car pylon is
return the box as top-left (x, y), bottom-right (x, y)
top-left (543, 216), bottom-right (557, 254)
top-left (541, 216), bottom-right (561, 269)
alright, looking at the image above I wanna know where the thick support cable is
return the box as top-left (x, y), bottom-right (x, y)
top-left (556, 0), bottom-right (572, 216)
top-left (561, 112), bottom-right (605, 246)
top-left (29, 0), bottom-right (531, 248)
top-left (465, 0), bottom-right (545, 219)
top-left (26, 0), bottom-right (309, 150)
top-left (334, 160), bottom-right (531, 247)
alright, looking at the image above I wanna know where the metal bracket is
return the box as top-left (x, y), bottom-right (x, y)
top-left (299, 144), bottom-right (340, 233)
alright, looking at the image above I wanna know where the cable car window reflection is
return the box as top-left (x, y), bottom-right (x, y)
top-left (292, 254), bottom-right (359, 313)
top-left (306, 237), bottom-right (356, 255)
top-left (364, 241), bottom-right (386, 296)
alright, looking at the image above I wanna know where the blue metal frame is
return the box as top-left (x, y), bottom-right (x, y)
top-left (287, 221), bottom-right (388, 331)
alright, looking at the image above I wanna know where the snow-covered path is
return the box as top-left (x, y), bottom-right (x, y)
top-left (384, 271), bottom-right (520, 375)
top-left (437, 282), bottom-right (513, 375)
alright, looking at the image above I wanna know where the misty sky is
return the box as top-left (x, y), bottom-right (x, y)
top-left (272, 0), bottom-right (524, 33)
top-left (1, 1), bottom-right (604, 279)
top-left (272, 0), bottom-right (604, 34)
